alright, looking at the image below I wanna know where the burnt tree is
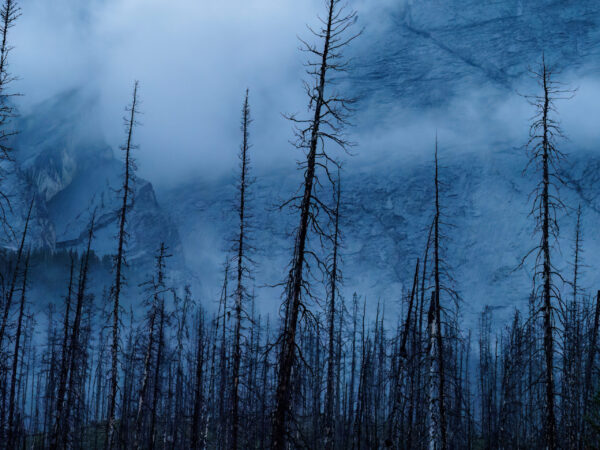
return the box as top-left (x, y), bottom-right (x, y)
top-left (271, 1), bottom-right (359, 447)
top-left (231, 89), bottom-right (253, 450)
top-left (106, 80), bottom-right (141, 450)
top-left (523, 58), bottom-right (572, 450)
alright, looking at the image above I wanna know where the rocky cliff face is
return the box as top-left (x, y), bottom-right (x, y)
top-left (162, 146), bottom-right (600, 324)
top-left (3, 89), bottom-right (183, 281)
top-left (353, 0), bottom-right (600, 107)
top-left (161, 0), bottom-right (600, 321)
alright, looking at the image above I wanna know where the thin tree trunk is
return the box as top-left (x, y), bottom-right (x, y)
top-left (106, 81), bottom-right (140, 450)
top-left (540, 62), bottom-right (556, 450)
top-left (325, 178), bottom-right (341, 448)
top-left (271, 4), bottom-right (335, 447)
top-left (0, 199), bottom-right (32, 353)
top-left (231, 89), bottom-right (251, 450)
top-left (7, 250), bottom-right (30, 448)
top-left (191, 311), bottom-right (206, 450)
top-left (49, 258), bottom-right (75, 450)
top-left (431, 141), bottom-right (448, 449)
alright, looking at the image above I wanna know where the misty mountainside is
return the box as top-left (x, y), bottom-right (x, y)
top-left (1, 90), bottom-right (185, 307)
top-left (5, 0), bottom-right (600, 321)
top-left (162, 0), bottom-right (600, 320)
top-left (162, 146), bottom-right (600, 323)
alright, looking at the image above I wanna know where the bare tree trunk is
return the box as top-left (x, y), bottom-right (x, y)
top-left (217, 263), bottom-right (229, 448)
top-left (272, 2), bottom-right (358, 446)
top-left (49, 258), bottom-right (74, 450)
top-left (6, 250), bottom-right (29, 448)
top-left (62, 215), bottom-right (95, 448)
top-left (133, 245), bottom-right (168, 450)
top-left (400, 259), bottom-right (420, 359)
top-left (149, 294), bottom-right (165, 450)
top-left (133, 303), bottom-right (157, 450)
top-left (540, 63), bottom-right (556, 449)
top-left (106, 80), bottom-right (140, 450)
top-left (583, 290), bottom-right (600, 440)
top-left (429, 142), bottom-right (448, 450)
top-left (231, 89), bottom-right (251, 450)
top-left (0, 199), bottom-right (32, 353)
top-left (325, 177), bottom-right (341, 449)
top-left (0, 0), bottom-right (21, 228)
top-left (191, 310), bottom-right (206, 450)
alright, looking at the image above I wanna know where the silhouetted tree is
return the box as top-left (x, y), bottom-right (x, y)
top-left (523, 57), bottom-right (573, 449)
top-left (325, 175), bottom-right (342, 449)
top-left (0, 0), bottom-right (20, 231)
top-left (231, 89), bottom-right (253, 450)
top-left (272, 1), bottom-right (359, 447)
top-left (6, 249), bottom-right (28, 448)
top-left (106, 80), bottom-right (141, 450)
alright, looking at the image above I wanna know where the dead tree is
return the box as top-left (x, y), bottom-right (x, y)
top-left (0, 0), bottom-right (20, 231)
top-left (6, 249), bottom-right (29, 448)
top-left (324, 175), bottom-right (342, 449)
top-left (149, 275), bottom-right (166, 450)
top-left (62, 215), bottom-right (95, 447)
top-left (0, 198), bottom-right (32, 353)
top-left (390, 257), bottom-right (419, 445)
top-left (167, 287), bottom-right (192, 448)
top-left (523, 57), bottom-right (572, 450)
top-left (427, 142), bottom-right (449, 450)
top-left (231, 89), bottom-right (252, 450)
top-left (562, 205), bottom-right (583, 444)
top-left (106, 80), bottom-right (141, 449)
top-left (48, 258), bottom-right (75, 450)
top-left (217, 262), bottom-right (230, 448)
top-left (584, 290), bottom-right (600, 441)
top-left (344, 293), bottom-right (358, 449)
top-left (132, 245), bottom-right (168, 450)
top-left (271, 1), bottom-right (359, 447)
top-left (191, 309), bottom-right (206, 450)
top-left (400, 259), bottom-right (419, 359)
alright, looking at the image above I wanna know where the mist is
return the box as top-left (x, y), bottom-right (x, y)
top-left (10, 0), bottom-right (600, 194)
top-left (12, 0), bottom-right (326, 187)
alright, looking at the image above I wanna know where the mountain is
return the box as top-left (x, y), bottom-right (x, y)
top-left (3, 0), bottom-right (600, 324)
top-left (162, 146), bottom-right (600, 325)
top-left (0, 89), bottom-right (185, 308)
top-left (160, 0), bottom-right (600, 322)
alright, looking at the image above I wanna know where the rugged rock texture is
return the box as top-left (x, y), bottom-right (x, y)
top-left (162, 147), bottom-right (600, 323)
top-left (353, 0), bottom-right (600, 107)
top-left (160, 0), bottom-right (600, 321)
top-left (10, 90), bottom-right (182, 261)
top-left (0, 90), bottom-right (184, 309)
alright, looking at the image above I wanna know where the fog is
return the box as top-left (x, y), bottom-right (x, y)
top-left (7, 0), bottom-right (600, 329)
top-left (10, 0), bottom-right (600, 193)
top-left (12, 0), bottom-right (327, 187)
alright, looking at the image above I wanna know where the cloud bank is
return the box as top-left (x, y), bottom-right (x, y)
top-left (9, 0), bottom-right (600, 190)
top-left (12, 0), bottom-right (330, 186)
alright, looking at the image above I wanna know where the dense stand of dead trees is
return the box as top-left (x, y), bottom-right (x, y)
top-left (0, 164), bottom-right (599, 449)
top-left (0, 1), bottom-right (600, 449)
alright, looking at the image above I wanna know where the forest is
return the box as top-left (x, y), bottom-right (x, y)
top-left (0, 0), bottom-right (599, 449)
